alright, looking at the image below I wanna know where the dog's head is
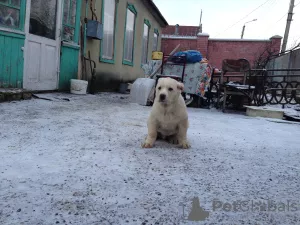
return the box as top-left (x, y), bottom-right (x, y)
top-left (155, 77), bottom-right (184, 105)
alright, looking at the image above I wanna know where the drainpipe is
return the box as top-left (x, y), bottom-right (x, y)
top-left (84, 0), bottom-right (88, 56)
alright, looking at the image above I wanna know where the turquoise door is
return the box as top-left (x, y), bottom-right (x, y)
top-left (59, 0), bottom-right (82, 90)
top-left (0, 0), bottom-right (26, 88)
top-left (0, 0), bottom-right (81, 90)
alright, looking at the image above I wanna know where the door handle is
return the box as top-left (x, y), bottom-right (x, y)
top-left (21, 47), bottom-right (24, 51)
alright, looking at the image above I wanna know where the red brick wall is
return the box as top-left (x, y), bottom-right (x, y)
top-left (270, 37), bottom-right (281, 53)
top-left (197, 35), bottom-right (209, 58)
top-left (161, 38), bottom-right (197, 54)
top-left (207, 38), bottom-right (281, 69)
top-left (161, 36), bottom-right (282, 69)
top-left (163, 25), bottom-right (199, 36)
top-left (161, 35), bottom-right (209, 57)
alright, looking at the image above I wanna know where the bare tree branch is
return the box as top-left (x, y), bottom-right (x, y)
top-left (254, 41), bottom-right (300, 69)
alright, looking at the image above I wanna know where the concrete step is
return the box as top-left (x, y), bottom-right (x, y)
top-left (0, 88), bottom-right (32, 103)
top-left (245, 105), bottom-right (284, 120)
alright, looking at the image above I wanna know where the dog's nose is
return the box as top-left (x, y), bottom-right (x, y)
top-left (160, 94), bottom-right (166, 101)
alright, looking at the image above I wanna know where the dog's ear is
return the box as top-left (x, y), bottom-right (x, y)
top-left (177, 82), bottom-right (184, 92)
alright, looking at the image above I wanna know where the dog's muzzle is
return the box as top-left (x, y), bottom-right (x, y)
top-left (159, 94), bottom-right (166, 102)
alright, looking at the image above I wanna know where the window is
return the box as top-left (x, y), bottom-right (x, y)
top-left (101, 0), bottom-right (117, 63)
top-left (29, 0), bottom-right (57, 40)
top-left (0, 0), bottom-right (23, 30)
top-left (141, 19), bottom-right (150, 65)
top-left (62, 0), bottom-right (79, 43)
top-left (153, 29), bottom-right (159, 51)
top-left (123, 4), bottom-right (137, 66)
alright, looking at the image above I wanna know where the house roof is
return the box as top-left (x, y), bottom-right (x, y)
top-left (163, 25), bottom-right (199, 36)
top-left (141, 0), bottom-right (168, 27)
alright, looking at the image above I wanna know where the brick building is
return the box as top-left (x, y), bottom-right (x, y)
top-left (161, 25), bottom-right (282, 69)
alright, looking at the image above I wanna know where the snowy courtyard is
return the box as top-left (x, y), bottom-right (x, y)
top-left (1, 93), bottom-right (300, 225)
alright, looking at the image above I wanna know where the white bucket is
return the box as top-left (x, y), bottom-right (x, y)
top-left (70, 79), bottom-right (88, 95)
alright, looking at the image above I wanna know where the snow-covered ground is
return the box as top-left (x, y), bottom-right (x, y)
top-left (267, 104), bottom-right (300, 119)
top-left (0, 93), bottom-right (300, 225)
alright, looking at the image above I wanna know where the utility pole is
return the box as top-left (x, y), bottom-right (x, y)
top-left (241, 25), bottom-right (245, 39)
top-left (199, 10), bottom-right (203, 34)
top-left (281, 0), bottom-right (295, 53)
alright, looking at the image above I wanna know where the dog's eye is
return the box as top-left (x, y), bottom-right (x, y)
top-left (158, 87), bottom-right (161, 90)
top-left (168, 88), bottom-right (173, 91)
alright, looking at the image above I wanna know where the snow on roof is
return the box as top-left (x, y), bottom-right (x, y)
top-left (161, 34), bottom-right (197, 40)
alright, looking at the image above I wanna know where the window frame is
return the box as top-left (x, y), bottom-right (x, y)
top-left (0, 0), bottom-right (26, 31)
top-left (62, 0), bottom-right (82, 44)
top-left (122, 3), bottom-right (137, 67)
top-left (152, 28), bottom-right (159, 52)
top-left (100, 0), bottom-right (118, 64)
top-left (141, 18), bottom-right (150, 65)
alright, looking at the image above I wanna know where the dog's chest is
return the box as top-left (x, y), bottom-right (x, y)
top-left (156, 112), bottom-right (179, 135)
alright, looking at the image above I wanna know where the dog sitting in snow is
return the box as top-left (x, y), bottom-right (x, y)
top-left (142, 77), bottom-right (190, 149)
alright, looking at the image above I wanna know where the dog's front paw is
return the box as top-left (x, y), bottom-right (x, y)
top-left (141, 141), bottom-right (153, 148)
top-left (180, 141), bottom-right (191, 149)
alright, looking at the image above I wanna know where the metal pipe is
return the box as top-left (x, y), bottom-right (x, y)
top-left (84, 0), bottom-right (88, 56)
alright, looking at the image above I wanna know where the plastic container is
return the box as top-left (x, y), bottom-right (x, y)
top-left (86, 20), bottom-right (103, 40)
top-left (70, 79), bottom-right (88, 95)
top-left (173, 50), bottom-right (203, 63)
top-left (130, 78), bottom-right (156, 106)
top-left (152, 51), bottom-right (163, 60)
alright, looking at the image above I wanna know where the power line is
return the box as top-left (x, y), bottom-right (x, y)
top-left (295, 0), bottom-right (300, 7)
top-left (254, 0), bottom-right (278, 24)
top-left (294, 36), bottom-right (300, 43)
top-left (263, 0), bottom-right (300, 33)
top-left (214, 0), bottom-right (275, 37)
top-left (275, 13), bottom-right (287, 24)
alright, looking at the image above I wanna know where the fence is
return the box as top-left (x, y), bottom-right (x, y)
top-left (208, 68), bottom-right (300, 108)
top-left (266, 48), bottom-right (300, 82)
top-left (250, 69), bottom-right (300, 106)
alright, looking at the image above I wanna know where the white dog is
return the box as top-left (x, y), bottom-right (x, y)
top-left (142, 77), bottom-right (190, 149)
